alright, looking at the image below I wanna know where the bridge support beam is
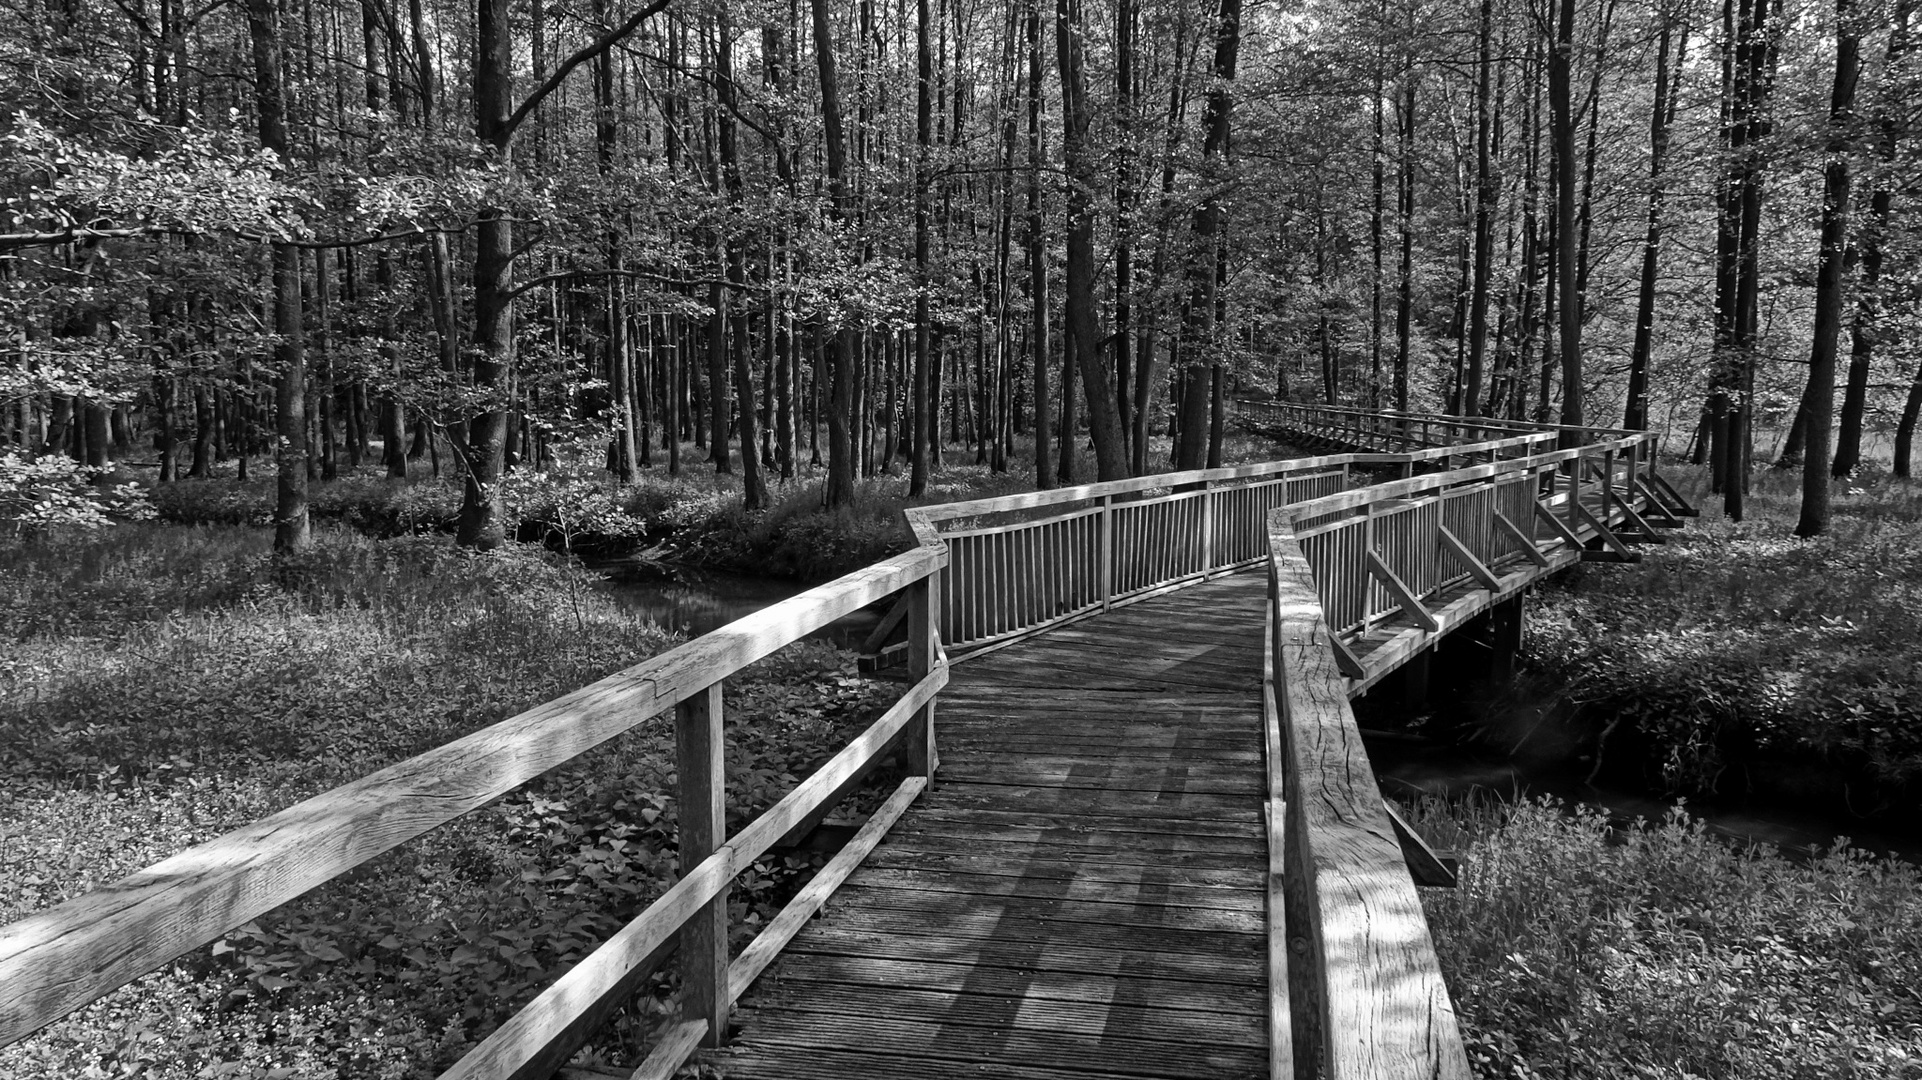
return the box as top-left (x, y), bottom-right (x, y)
top-left (1485, 593), bottom-right (1525, 685)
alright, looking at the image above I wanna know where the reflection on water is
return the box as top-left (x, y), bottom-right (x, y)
top-left (589, 557), bottom-right (879, 647)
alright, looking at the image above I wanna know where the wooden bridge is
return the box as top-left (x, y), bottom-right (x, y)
top-left (0, 404), bottom-right (1695, 1080)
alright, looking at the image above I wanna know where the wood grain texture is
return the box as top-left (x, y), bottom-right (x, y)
top-left (1267, 512), bottom-right (1472, 1080)
top-left (700, 572), bottom-right (1276, 1079)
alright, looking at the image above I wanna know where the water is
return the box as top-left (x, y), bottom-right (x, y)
top-left (1363, 727), bottom-right (1922, 863)
top-left (590, 557), bottom-right (882, 647)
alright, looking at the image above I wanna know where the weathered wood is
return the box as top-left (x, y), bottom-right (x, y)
top-left (1438, 525), bottom-right (1502, 591)
top-left (730, 776), bottom-right (926, 1004)
top-left (629, 1019), bottom-right (708, 1080)
top-left (1366, 549), bottom-right (1441, 632)
top-left (1492, 510), bottom-right (1550, 566)
top-left (0, 545), bottom-right (943, 1048)
top-left (1267, 511), bottom-right (1472, 1080)
top-left (676, 682), bottom-right (729, 1050)
top-left (857, 594), bottom-right (910, 654)
top-left (1533, 498), bottom-right (1586, 550)
top-left (1381, 799), bottom-right (1458, 889)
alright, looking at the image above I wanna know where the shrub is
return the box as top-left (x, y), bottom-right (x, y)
top-left (1403, 795), bottom-right (1922, 1080)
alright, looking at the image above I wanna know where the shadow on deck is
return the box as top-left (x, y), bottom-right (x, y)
top-left (699, 574), bottom-right (1273, 1080)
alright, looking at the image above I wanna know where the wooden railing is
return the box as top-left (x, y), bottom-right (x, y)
top-left (900, 430), bottom-right (1581, 660)
top-left (1266, 509), bottom-right (1472, 1080)
top-left (0, 545), bottom-right (949, 1080)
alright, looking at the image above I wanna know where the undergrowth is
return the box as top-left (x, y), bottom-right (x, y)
top-left (1522, 466), bottom-right (1922, 809)
top-left (1399, 795), bottom-right (1922, 1080)
top-left (0, 524), bottom-right (894, 1079)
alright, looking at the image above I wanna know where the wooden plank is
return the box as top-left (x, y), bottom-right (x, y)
top-left (842, 867), bottom-right (1264, 914)
top-left (782, 925), bottom-right (1263, 985)
top-left (706, 1043), bottom-right (1240, 1080)
top-left (900, 805), bottom-right (1261, 839)
top-left (1366, 548), bottom-right (1441, 633)
top-left (1492, 509), bottom-right (1550, 566)
top-left (813, 903), bottom-right (1264, 954)
top-left (675, 682), bottom-right (728, 1049)
top-left (0, 543), bottom-right (943, 1047)
top-left (914, 783), bottom-right (1260, 820)
top-left (717, 1009), bottom-right (1265, 1080)
top-left (629, 1019), bottom-right (708, 1080)
top-left (1533, 498), bottom-right (1586, 550)
top-left (1381, 798), bottom-right (1458, 889)
top-left (826, 884), bottom-right (1265, 935)
top-left (723, 983), bottom-right (1264, 1047)
top-left (1437, 525), bottom-right (1502, 591)
top-left (1261, 596), bottom-right (1295, 1080)
top-left (1266, 510), bottom-right (1472, 1080)
top-left (884, 822), bottom-right (1265, 860)
top-left (739, 952), bottom-right (1264, 1013)
top-left (728, 776), bottom-right (926, 1005)
top-left (857, 593), bottom-right (909, 653)
top-left (860, 847), bottom-right (1259, 890)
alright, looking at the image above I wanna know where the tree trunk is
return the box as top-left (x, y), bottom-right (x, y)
top-left (1176, 0), bottom-right (1240, 470)
top-left (1625, 17), bottom-right (1684, 430)
top-left (1026, 0), bottom-right (1051, 490)
top-left (245, 0), bottom-right (309, 553)
top-left (1548, 0), bottom-right (1582, 444)
top-left (1797, 0), bottom-right (1858, 538)
top-left (1057, 0), bottom-right (1127, 481)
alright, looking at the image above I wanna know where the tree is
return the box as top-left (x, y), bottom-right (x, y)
top-left (1796, 0), bottom-right (1860, 539)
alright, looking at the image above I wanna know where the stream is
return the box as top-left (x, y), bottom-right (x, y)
top-left (592, 561), bottom-right (1920, 862)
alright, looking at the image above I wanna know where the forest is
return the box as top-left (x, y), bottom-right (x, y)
top-left (3, 0), bottom-right (1918, 540)
top-left (6, 0), bottom-right (1922, 1074)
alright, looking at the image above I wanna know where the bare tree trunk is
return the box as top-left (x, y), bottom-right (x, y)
top-left (245, 0), bottom-right (309, 553)
top-left (1626, 14), bottom-right (1685, 430)
top-left (1797, 0), bottom-right (1859, 538)
top-left (1026, 0), bottom-right (1051, 490)
top-left (1057, 0), bottom-right (1127, 481)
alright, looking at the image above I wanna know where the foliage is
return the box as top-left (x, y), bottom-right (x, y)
top-left (0, 449), bottom-right (153, 536)
top-left (1521, 467), bottom-right (1922, 804)
top-left (1401, 795), bottom-right (1922, 1080)
top-left (0, 525), bottom-right (897, 1078)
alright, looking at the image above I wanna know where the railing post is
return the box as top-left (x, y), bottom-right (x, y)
top-left (1601, 447), bottom-right (1617, 522)
top-left (1199, 483), bottom-right (1214, 576)
top-left (907, 575), bottom-right (938, 780)
top-left (675, 681), bottom-right (728, 1048)
top-left (1099, 494), bottom-right (1115, 608)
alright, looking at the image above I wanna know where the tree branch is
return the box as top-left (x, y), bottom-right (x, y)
top-left (503, 0), bottom-right (675, 138)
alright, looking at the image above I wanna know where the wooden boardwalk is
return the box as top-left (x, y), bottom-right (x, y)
top-left (701, 574), bottom-right (1272, 1080)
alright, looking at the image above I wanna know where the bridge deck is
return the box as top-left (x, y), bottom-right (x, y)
top-left (700, 572), bottom-right (1273, 1080)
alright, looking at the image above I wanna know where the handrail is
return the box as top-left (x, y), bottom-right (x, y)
top-left (0, 544), bottom-right (948, 1079)
top-left (903, 430), bottom-right (1560, 657)
top-left (1240, 398), bottom-right (1647, 444)
top-left (1266, 509), bottom-right (1472, 1080)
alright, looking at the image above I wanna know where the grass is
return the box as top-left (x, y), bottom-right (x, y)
top-left (1516, 462), bottom-right (1922, 811)
top-left (0, 524), bottom-right (898, 1079)
top-left (1398, 794), bottom-right (1922, 1079)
